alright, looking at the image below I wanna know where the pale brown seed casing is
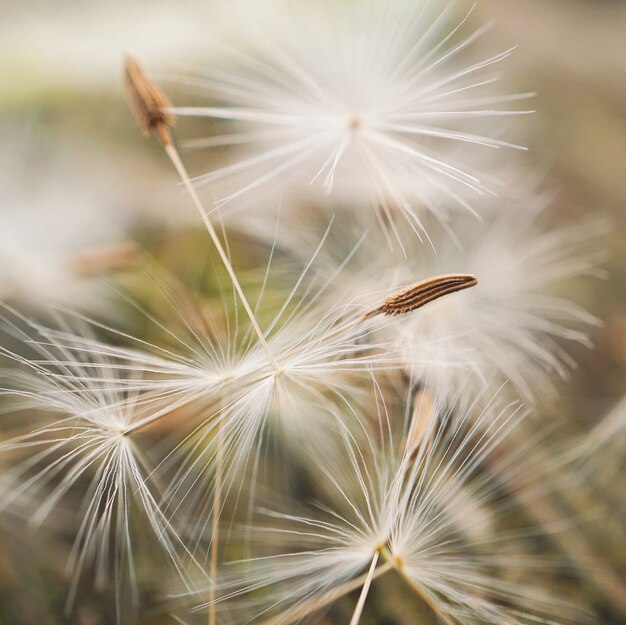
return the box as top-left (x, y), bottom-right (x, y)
top-left (406, 388), bottom-right (434, 461)
top-left (364, 274), bottom-right (478, 319)
top-left (124, 55), bottom-right (174, 146)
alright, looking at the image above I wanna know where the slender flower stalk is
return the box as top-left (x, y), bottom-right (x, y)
top-left (348, 550), bottom-right (379, 625)
top-left (124, 54), bottom-right (279, 371)
top-left (208, 408), bottom-right (224, 625)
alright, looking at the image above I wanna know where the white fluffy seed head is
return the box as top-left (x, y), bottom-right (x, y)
top-left (180, 379), bottom-right (580, 625)
top-left (277, 189), bottom-right (608, 403)
top-left (170, 0), bottom-right (532, 240)
top-left (0, 309), bottom-right (203, 613)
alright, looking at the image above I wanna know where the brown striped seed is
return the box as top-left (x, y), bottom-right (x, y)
top-left (363, 274), bottom-right (478, 319)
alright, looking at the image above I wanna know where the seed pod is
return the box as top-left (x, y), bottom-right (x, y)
top-left (124, 55), bottom-right (174, 146)
top-left (363, 274), bottom-right (478, 319)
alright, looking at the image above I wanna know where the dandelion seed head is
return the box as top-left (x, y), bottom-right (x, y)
top-left (0, 311), bottom-right (200, 612)
top-left (290, 192), bottom-right (608, 401)
top-left (188, 379), bottom-right (578, 625)
top-left (171, 0), bottom-right (531, 239)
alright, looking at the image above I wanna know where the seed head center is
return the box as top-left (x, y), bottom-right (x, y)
top-left (348, 113), bottom-right (363, 132)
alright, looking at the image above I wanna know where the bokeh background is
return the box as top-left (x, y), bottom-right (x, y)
top-left (1, 1), bottom-right (624, 623)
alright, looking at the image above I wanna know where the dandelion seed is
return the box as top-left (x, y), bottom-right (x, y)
top-left (405, 388), bottom-right (435, 461)
top-left (363, 274), bottom-right (478, 319)
top-left (299, 194), bottom-right (608, 401)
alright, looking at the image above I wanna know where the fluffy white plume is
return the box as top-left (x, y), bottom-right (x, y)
top-left (178, 381), bottom-right (580, 625)
top-left (273, 192), bottom-right (607, 401)
top-left (0, 308), bottom-right (203, 616)
top-left (170, 0), bottom-right (532, 239)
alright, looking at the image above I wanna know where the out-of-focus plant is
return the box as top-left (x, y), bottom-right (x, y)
top-left (0, 2), bottom-right (624, 625)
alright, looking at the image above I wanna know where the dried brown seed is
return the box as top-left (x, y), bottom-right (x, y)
top-left (124, 55), bottom-right (174, 146)
top-left (363, 273), bottom-right (478, 319)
